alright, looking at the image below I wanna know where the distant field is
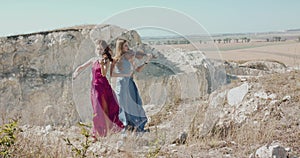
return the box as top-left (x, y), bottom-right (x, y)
top-left (152, 41), bottom-right (300, 67)
top-left (211, 42), bottom-right (300, 67)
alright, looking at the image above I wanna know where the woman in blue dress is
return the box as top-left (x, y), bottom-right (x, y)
top-left (112, 38), bottom-right (152, 132)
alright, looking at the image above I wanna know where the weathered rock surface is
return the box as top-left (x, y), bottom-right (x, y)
top-left (250, 142), bottom-right (289, 158)
top-left (225, 60), bottom-right (287, 76)
top-left (0, 25), bottom-right (144, 125)
top-left (1, 24), bottom-right (226, 125)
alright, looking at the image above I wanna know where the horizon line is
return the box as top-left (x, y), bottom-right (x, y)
top-left (1, 24), bottom-right (299, 39)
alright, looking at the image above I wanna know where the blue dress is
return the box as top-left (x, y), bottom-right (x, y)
top-left (114, 57), bottom-right (148, 132)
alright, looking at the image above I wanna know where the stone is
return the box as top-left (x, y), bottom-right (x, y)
top-left (227, 83), bottom-right (249, 106)
top-left (172, 131), bottom-right (188, 145)
top-left (254, 142), bottom-right (288, 158)
top-left (45, 125), bottom-right (52, 132)
top-left (282, 95), bottom-right (291, 102)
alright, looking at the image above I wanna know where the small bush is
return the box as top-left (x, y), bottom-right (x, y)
top-left (0, 119), bottom-right (20, 157)
top-left (63, 122), bottom-right (93, 158)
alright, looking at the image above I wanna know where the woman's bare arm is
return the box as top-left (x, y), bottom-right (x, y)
top-left (99, 59), bottom-right (109, 77)
top-left (134, 54), bottom-right (152, 72)
top-left (72, 57), bottom-right (97, 79)
top-left (110, 60), bottom-right (116, 77)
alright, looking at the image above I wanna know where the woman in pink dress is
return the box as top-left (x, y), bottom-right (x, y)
top-left (73, 40), bottom-right (124, 140)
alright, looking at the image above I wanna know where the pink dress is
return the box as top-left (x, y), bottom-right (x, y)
top-left (91, 61), bottom-right (124, 137)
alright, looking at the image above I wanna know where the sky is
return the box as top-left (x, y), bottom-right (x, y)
top-left (1, 0), bottom-right (300, 37)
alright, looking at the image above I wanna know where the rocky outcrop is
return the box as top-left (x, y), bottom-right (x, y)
top-left (0, 25), bottom-right (144, 125)
top-left (0, 30), bottom-right (83, 126)
top-left (199, 71), bottom-right (294, 136)
top-left (250, 142), bottom-right (290, 158)
top-left (1, 24), bottom-right (228, 126)
top-left (135, 51), bottom-right (227, 107)
top-left (225, 60), bottom-right (287, 76)
top-left (1, 23), bottom-right (293, 127)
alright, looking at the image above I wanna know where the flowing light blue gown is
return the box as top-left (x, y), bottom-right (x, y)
top-left (114, 57), bottom-right (148, 132)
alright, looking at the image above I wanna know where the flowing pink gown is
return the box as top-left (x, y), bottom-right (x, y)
top-left (91, 61), bottom-right (124, 137)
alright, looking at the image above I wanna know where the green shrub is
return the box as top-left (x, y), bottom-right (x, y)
top-left (63, 122), bottom-right (93, 158)
top-left (0, 119), bottom-right (19, 157)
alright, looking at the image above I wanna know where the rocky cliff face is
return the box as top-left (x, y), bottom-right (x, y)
top-left (0, 24), bottom-right (225, 126)
top-left (0, 30), bottom-right (82, 126)
top-left (0, 25), bottom-right (128, 125)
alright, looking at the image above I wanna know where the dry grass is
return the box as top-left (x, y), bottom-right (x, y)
top-left (14, 135), bottom-right (69, 157)
top-left (1, 71), bottom-right (299, 157)
top-left (188, 70), bottom-right (300, 157)
top-left (147, 98), bottom-right (182, 127)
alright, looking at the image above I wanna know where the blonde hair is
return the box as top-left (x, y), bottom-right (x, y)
top-left (96, 40), bottom-right (107, 48)
top-left (114, 39), bottom-right (127, 62)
